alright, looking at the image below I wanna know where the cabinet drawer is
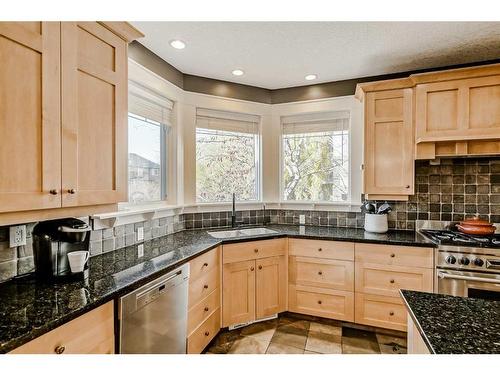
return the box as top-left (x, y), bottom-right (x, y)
top-left (10, 302), bottom-right (114, 354)
top-left (189, 266), bottom-right (219, 309)
top-left (223, 238), bottom-right (286, 264)
top-left (355, 243), bottom-right (433, 268)
top-left (189, 247), bottom-right (220, 282)
top-left (289, 239), bottom-right (354, 261)
top-left (355, 263), bottom-right (433, 297)
top-left (289, 256), bottom-right (354, 291)
top-left (288, 284), bottom-right (354, 322)
top-left (187, 308), bottom-right (221, 354)
top-left (188, 288), bottom-right (220, 336)
top-left (355, 293), bottom-right (406, 331)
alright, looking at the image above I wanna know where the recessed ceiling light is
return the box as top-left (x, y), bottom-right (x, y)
top-left (305, 74), bottom-right (317, 81)
top-left (170, 40), bottom-right (186, 49)
top-left (232, 69), bottom-right (244, 76)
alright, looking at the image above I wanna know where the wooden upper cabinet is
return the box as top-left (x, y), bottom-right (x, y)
top-left (415, 75), bottom-right (500, 143)
top-left (363, 88), bottom-right (414, 199)
top-left (61, 22), bottom-right (128, 206)
top-left (0, 22), bottom-right (61, 212)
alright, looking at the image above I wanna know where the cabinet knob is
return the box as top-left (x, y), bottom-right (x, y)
top-left (390, 253), bottom-right (395, 258)
top-left (204, 307), bottom-right (209, 312)
top-left (318, 248), bottom-right (322, 252)
top-left (317, 300), bottom-right (322, 305)
top-left (67, 188), bottom-right (76, 194)
top-left (203, 284), bottom-right (209, 289)
top-left (405, 185), bottom-right (410, 189)
top-left (258, 265), bottom-right (262, 270)
top-left (203, 263), bottom-right (208, 267)
top-left (390, 279), bottom-right (395, 284)
top-left (54, 345), bottom-right (65, 354)
top-left (49, 189), bottom-right (58, 195)
top-left (318, 271), bottom-right (323, 275)
top-left (254, 249), bottom-right (259, 253)
top-left (389, 311), bottom-right (394, 316)
top-left (204, 331), bottom-right (210, 336)
top-left (250, 267), bottom-right (255, 271)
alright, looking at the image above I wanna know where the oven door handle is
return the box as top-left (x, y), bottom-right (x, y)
top-left (438, 271), bottom-right (500, 284)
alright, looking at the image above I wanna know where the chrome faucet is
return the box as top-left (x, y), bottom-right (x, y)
top-left (231, 193), bottom-right (237, 228)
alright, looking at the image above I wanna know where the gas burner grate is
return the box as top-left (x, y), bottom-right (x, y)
top-left (420, 229), bottom-right (500, 248)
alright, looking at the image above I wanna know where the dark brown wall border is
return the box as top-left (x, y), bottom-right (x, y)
top-left (128, 41), bottom-right (500, 104)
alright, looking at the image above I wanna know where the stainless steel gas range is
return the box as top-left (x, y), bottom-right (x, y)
top-left (418, 221), bottom-right (500, 301)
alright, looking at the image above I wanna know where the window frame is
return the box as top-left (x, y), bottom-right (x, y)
top-left (279, 111), bottom-right (352, 205)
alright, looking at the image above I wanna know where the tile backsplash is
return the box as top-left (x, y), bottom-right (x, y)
top-left (0, 157), bottom-right (499, 283)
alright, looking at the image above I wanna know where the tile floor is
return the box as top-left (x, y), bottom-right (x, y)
top-left (204, 312), bottom-right (407, 354)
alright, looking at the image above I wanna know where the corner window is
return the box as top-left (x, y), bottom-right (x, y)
top-left (196, 108), bottom-right (260, 203)
top-left (281, 111), bottom-right (350, 202)
top-left (128, 82), bottom-right (173, 203)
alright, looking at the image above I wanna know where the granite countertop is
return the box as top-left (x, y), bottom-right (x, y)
top-left (0, 224), bottom-right (435, 353)
top-left (401, 290), bottom-right (500, 354)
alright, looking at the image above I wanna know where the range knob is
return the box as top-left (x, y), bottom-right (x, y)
top-left (473, 258), bottom-right (484, 267)
top-left (445, 255), bottom-right (456, 264)
top-left (459, 257), bottom-right (470, 266)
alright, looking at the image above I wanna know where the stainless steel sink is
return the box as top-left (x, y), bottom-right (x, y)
top-left (207, 227), bottom-right (278, 239)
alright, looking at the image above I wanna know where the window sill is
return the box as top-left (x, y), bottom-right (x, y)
top-left (91, 202), bottom-right (182, 229)
top-left (266, 201), bottom-right (362, 212)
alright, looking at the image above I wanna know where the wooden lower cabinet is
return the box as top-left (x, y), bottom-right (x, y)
top-left (289, 284), bottom-right (354, 322)
top-left (256, 256), bottom-right (287, 319)
top-left (187, 308), bottom-right (220, 354)
top-left (407, 314), bottom-right (431, 354)
top-left (355, 293), bottom-right (407, 331)
top-left (10, 302), bottom-right (114, 354)
top-left (290, 256), bottom-right (354, 291)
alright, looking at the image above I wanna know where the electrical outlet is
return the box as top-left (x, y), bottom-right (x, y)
top-left (137, 244), bottom-right (144, 258)
top-left (299, 215), bottom-right (305, 225)
top-left (9, 225), bottom-right (27, 247)
top-left (137, 227), bottom-right (144, 242)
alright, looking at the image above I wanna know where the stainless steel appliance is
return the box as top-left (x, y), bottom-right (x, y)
top-left (119, 264), bottom-right (190, 354)
top-left (419, 222), bottom-right (500, 301)
top-left (32, 218), bottom-right (90, 281)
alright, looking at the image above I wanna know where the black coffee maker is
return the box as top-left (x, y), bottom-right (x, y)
top-left (33, 218), bottom-right (91, 281)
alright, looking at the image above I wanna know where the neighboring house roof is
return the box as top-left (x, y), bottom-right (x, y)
top-left (129, 153), bottom-right (160, 169)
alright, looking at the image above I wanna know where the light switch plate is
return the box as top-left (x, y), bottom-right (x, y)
top-left (137, 244), bottom-right (144, 258)
top-left (299, 215), bottom-right (305, 225)
top-left (137, 227), bottom-right (144, 241)
top-left (9, 225), bottom-right (27, 247)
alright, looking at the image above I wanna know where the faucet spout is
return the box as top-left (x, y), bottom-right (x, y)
top-left (231, 193), bottom-right (236, 228)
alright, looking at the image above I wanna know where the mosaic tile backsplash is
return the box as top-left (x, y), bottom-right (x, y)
top-left (0, 157), bottom-right (499, 283)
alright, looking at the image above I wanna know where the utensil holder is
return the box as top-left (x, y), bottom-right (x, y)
top-left (364, 213), bottom-right (388, 233)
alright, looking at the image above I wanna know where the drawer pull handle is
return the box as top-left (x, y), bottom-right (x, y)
top-left (203, 263), bottom-right (208, 267)
top-left (204, 284), bottom-right (209, 289)
top-left (204, 331), bottom-right (210, 336)
top-left (258, 265), bottom-right (262, 270)
top-left (54, 345), bottom-right (65, 354)
top-left (68, 188), bottom-right (76, 194)
top-left (317, 300), bottom-right (322, 305)
top-left (204, 306), bottom-right (209, 312)
top-left (254, 249), bottom-right (259, 253)
top-left (389, 311), bottom-right (394, 316)
top-left (318, 248), bottom-right (322, 252)
top-left (390, 253), bottom-right (395, 258)
top-left (250, 267), bottom-right (255, 271)
top-left (49, 189), bottom-right (58, 195)
top-left (318, 271), bottom-right (323, 275)
top-left (390, 279), bottom-right (395, 284)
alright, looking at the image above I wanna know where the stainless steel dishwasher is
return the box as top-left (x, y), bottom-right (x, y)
top-left (118, 263), bottom-right (190, 353)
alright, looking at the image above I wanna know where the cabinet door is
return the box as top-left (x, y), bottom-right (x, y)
top-left (222, 260), bottom-right (255, 327)
top-left (416, 76), bottom-right (500, 143)
top-left (256, 256), bottom-right (286, 319)
top-left (61, 22), bottom-right (127, 207)
top-left (0, 22), bottom-right (61, 212)
top-left (364, 88), bottom-right (414, 196)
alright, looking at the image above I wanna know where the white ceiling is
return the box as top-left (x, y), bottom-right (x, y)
top-left (132, 22), bottom-right (500, 90)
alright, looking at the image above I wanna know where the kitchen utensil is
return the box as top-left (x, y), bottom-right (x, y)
top-left (456, 217), bottom-right (496, 236)
top-left (363, 202), bottom-right (376, 214)
top-left (377, 202), bottom-right (392, 215)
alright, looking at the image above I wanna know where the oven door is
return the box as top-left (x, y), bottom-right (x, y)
top-left (437, 269), bottom-right (500, 301)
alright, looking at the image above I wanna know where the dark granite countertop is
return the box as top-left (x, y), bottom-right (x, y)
top-left (401, 290), bottom-right (500, 354)
top-left (0, 224), bottom-right (435, 353)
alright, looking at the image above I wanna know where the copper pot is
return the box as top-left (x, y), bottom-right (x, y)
top-left (456, 217), bottom-right (496, 236)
